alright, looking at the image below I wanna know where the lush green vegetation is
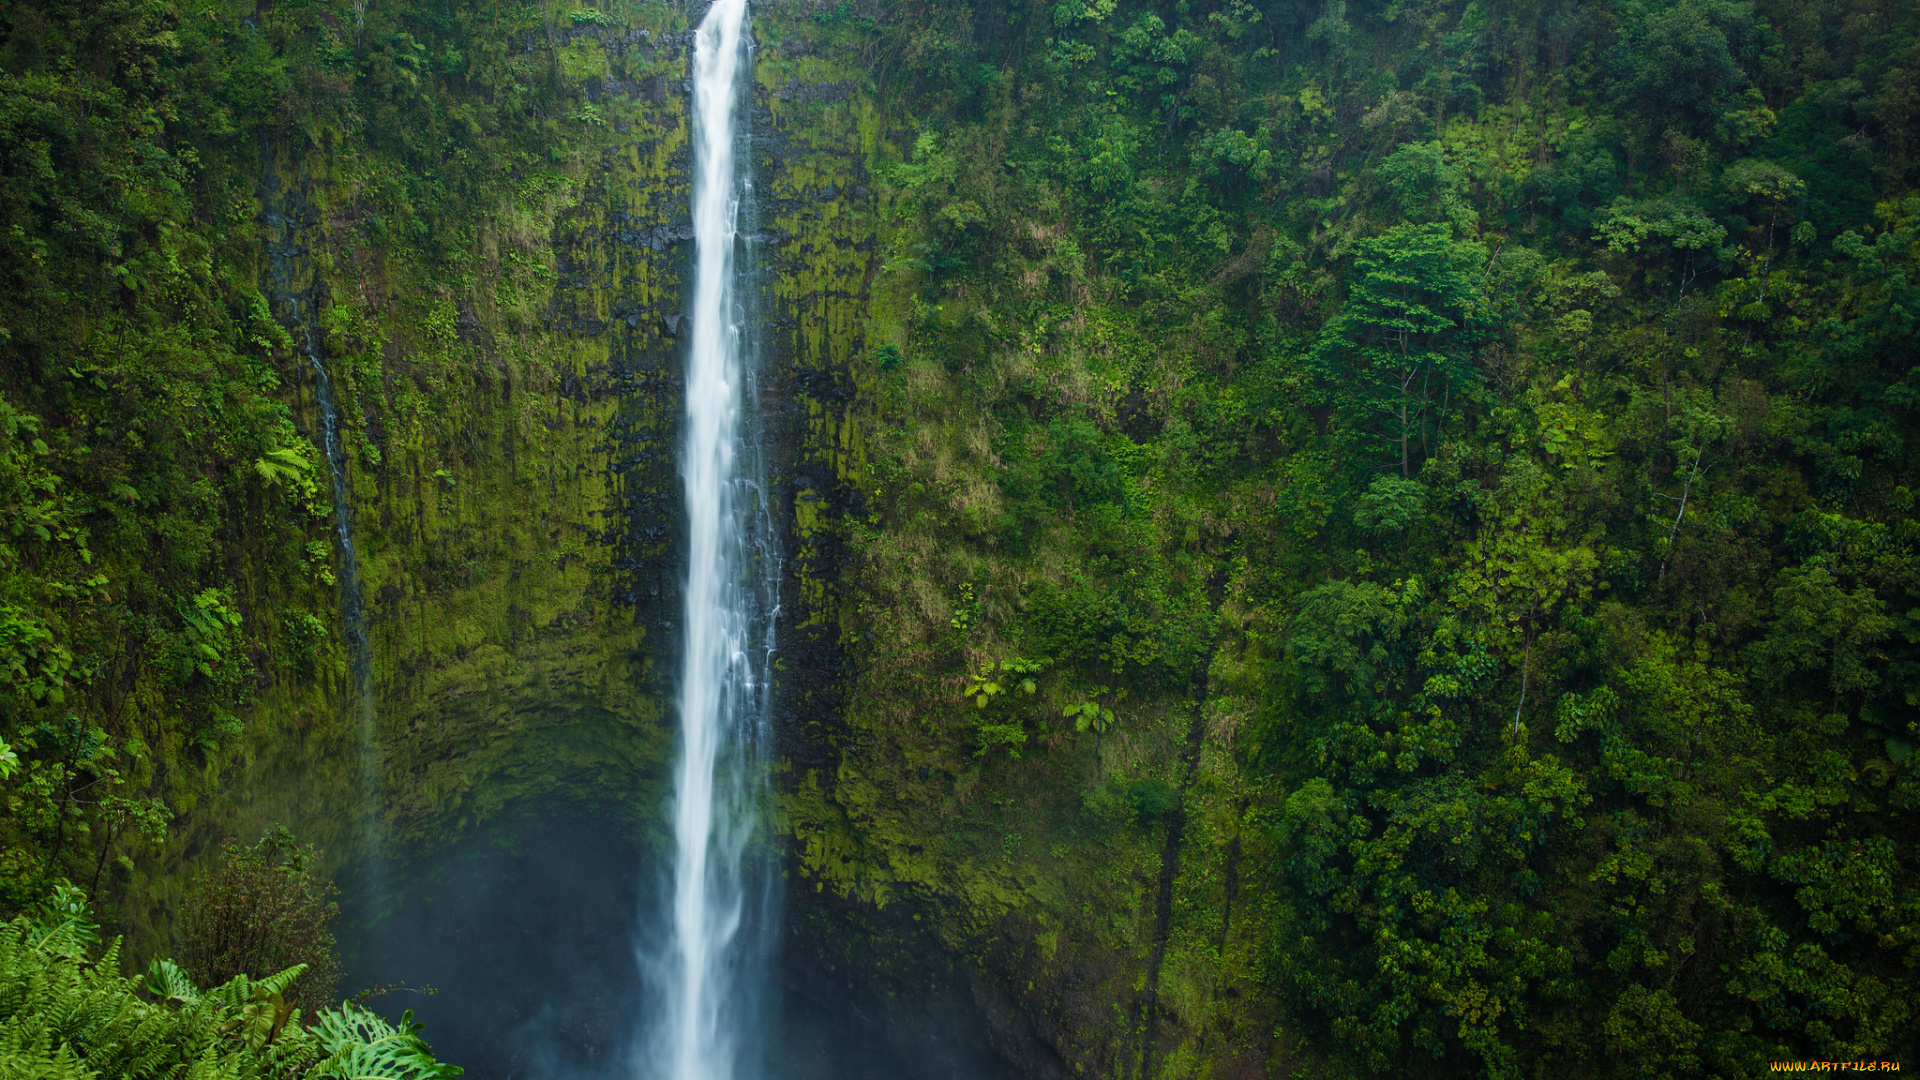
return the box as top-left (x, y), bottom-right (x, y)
top-left (4, 0), bottom-right (1919, 1074)
top-left (0, 0), bottom-right (663, 1065)
top-left (0, 0), bottom-right (318, 912)
top-left (785, 0), bottom-right (1920, 1074)
top-left (0, 0), bottom-right (672, 939)
top-left (0, 874), bottom-right (453, 1078)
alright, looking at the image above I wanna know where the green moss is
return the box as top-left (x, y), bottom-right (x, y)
top-left (64, 0), bottom-right (703, 963)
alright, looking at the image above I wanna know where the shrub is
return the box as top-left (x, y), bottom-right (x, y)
top-left (179, 826), bottom-right (343, 1017)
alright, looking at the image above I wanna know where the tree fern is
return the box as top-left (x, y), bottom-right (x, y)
top-left (253, 448), bottom-right (314, 488)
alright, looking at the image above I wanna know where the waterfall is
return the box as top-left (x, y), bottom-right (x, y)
top-left (659, 0), bottom-right (776, 1077)
top-left (304, 334), bottom-right (384, 895)
top-left (259, 152), bottom-right (385, 897)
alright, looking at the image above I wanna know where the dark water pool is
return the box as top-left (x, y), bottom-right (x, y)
top-left (336, 814), bottom-right (1015, 1080)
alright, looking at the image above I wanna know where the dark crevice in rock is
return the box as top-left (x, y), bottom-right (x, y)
top-left (1126, 682), bottom-right (1212, 1080)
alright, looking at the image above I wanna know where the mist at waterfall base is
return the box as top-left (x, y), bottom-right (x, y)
top-left (334, 814), bottom-right (1018, 1080)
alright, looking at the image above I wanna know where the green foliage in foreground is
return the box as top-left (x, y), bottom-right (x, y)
top-left (0, 890), bottom-right (457, 1080)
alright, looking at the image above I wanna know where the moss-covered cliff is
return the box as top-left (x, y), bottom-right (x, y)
top-left (6, 0), bottom-right (1920, 1076)
top-left (0, 0), bottom-right (703, 954)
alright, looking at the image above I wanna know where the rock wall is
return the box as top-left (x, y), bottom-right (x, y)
top-left (124, 4), bottom-right (1154, 1073)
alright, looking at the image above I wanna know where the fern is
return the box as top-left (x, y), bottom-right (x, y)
top-left (0, 1028), bottom-right (94, 1080)
top-left (1, 908), bottom-right (457, 1080)
top-left (253, 447), bottom-right (313, 487)
top-left (205, 964), bottom-right (307, 1010)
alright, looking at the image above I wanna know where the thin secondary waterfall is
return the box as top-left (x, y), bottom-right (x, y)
top-left (661, 0), bottom-right (774, 1077)
top-left (304, 338), bottom-right (384, 894)
top-left (260, 155), bottom-right (385, 895)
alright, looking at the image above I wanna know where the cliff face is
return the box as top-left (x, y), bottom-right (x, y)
top-left (213, 4), bottom-right (1179, 1068)
top-left (160, 11), bottom-right (692, 939)
top-left (199, 0), bottom-right (1051, 1064)
top-left (209, 1), bottom-right (861, 918)
top-left (751, 30), bottom-right (1282, 1080)
top-left (0, 0), bottom-right (694, 964)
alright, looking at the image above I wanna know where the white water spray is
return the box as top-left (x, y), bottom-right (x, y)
top-left (663, 1), bottom-right (770, 1077)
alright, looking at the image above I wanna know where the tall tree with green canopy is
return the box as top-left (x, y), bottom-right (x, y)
top-left (1314, 222), bottom-right (1491, 477)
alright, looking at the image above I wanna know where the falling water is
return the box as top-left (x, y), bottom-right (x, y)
top-left (260, 152), bottom-right (385, 894)
top-left (304, 335), bottom-right (384, 894)
top-left (661, 0), bottom-right (775, 1077)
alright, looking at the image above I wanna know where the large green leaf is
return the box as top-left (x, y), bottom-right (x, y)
top-left (311, 1005), bottom-right (462, 1080)
top-left (143, 958), bottom-right (199, 1006)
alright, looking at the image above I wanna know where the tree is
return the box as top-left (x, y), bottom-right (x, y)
top-left (1315, 222), bottom-right (1491, 477)
top-left (1610, 0), bottom-right (1762, 138)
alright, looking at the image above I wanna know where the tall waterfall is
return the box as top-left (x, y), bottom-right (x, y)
top-left (661, 0), bottom-right (775, 1077)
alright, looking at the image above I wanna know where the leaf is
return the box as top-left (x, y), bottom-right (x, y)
top-left (233, 992), bottom-right (297, 1049)
top-left (145, 958), bottom-right (201, 1006)
top-left (249, 962), bottom-right (309, 1002)
top-left (27, 882), bottom-right (99, 958)
top-left (312, 1004), bottom-right (463, 1080)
